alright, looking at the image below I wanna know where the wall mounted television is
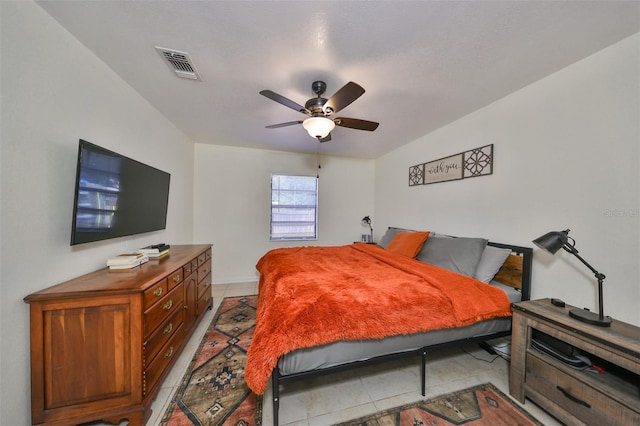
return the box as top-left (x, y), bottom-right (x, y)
top-left (70, 139), bottom-right (171, 245)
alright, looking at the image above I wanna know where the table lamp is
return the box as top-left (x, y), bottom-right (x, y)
top-left (361, 216), bottom-right (373, 243)
top-left (533, 229), bottom-right (612, 327)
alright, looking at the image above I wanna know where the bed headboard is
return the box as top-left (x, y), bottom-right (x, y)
top-left (487, 241), bottom-right (533, 301)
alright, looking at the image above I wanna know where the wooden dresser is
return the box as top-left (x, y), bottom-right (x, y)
top-left (510, 298), bottom-right (640, 425)
top-left (24, 244), bottom-right (212, 426)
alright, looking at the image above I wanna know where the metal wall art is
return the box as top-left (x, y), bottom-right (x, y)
top-left (409, 144), bottom-right (493, 186)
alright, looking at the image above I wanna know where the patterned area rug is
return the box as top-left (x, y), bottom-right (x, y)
top-left (334, 383), bottom-right (543, 426)
top-left (160, 295), bottom-right (262, 426)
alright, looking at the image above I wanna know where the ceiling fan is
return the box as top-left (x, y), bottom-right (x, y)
top-left (260, 81), bottom-right (379, 142)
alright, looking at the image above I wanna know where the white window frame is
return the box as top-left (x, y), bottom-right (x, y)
top-left (270, 174), bottom-right (318, 241)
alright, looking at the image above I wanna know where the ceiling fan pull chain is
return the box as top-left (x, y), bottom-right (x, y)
top-left (317, 141), bottom-right (322, 178)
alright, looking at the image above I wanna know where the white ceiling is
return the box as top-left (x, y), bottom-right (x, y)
top-left (37, 1), bottom-right (639, 159)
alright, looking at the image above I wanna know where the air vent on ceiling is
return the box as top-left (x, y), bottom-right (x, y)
top-left (155, 47), bottom-right (201, 81)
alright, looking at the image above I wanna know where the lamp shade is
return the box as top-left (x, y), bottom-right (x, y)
top-left (302, 117), bottom-right (335, 139)
top-left (532, 229), bottom-right (570, 254)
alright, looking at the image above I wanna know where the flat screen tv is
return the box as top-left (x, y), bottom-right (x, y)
top-left (70, 139), bottom-right (171, 245)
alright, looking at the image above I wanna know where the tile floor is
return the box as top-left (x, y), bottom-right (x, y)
top-left (146, 282), bottom-right (562, 426)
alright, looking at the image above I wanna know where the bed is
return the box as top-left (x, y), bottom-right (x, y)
top-left (245, 228), bottom-right (533, 425)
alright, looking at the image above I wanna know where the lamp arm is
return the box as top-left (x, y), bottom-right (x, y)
top-left (562, 245), bottom-right (606, 281)
top-left (563, 244), bottom-right (607, 321)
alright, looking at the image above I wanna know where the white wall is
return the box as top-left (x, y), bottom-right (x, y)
top-left (0, 2), bottom-right (195, 423)
top-left (375, 34), bottom-right (640, 326)
top-left (193, 144), bottom-right (375, 283)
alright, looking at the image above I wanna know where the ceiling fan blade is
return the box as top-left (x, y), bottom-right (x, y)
top-left (265, 120), bottom-right (303, 129)
top-left (319, 133), bottom-right (332, 143)
top-left (322, 82), bottom-right (365, 115)
top-left (260, 90), bottom-right (310, 115)
top-left (334, 117), bottom-right (379, 131)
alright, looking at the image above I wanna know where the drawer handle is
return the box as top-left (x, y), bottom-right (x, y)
top-left (173, 275), bottom-right (181, 283)
top-left (556, 386), bottom-right (591, 408)
top-left (163, 322), bottom-right (173, 335)
top-left (163, 300), bottom-right (173, 311)
top-left (153, 288), bottom-right (163, 297)
top-left (164, 346), bottom-right (174, 359)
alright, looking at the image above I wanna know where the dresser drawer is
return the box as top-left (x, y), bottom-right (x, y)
top-left (526, 352), bottom-right (639, 425)
top-left (144, 283), bottom-right (183, 336)
top-left (198, 259), bottom-right (211, 283)
top-left (145, 306), bottom-right (184, 366)
top-left (143, 278), bottom-right (168, 310)
top-left (167, 269), bottom-right (183, 291)
top-left (182, 258), bottom-right (198, 277)
top-left (144, 323), bottom-right (184, 395)
top-left (197, 271), bottom-right (211, 300)
top-left (197, 290), bottom-right (211, 314)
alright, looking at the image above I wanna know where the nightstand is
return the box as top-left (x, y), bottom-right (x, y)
top-left (510, 298), bottom-right (640, 425)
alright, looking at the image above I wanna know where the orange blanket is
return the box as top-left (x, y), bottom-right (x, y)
top-left (245, 244), bottom-right (511, 395)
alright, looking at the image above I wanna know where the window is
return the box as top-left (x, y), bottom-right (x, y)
top-left (270, 174), bottom-right (318, 241)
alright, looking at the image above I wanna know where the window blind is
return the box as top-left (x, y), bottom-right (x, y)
top-left (270, 174), bottom-right (318, 241)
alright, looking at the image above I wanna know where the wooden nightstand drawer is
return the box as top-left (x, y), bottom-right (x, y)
top-left (527, 352), bottom-right (640, 425)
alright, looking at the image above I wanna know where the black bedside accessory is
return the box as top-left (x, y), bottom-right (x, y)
top-left (361, 216), bottom-right (373, 243)
top-left (551, 298), bottom-right (566, 307)
top-left (533, 229), bottom-right (612, 327)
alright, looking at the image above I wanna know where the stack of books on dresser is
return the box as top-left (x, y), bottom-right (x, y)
top-left (138, 243), bottom-right (170, 258)
top-left (107, 252), bottom-right (149, 270)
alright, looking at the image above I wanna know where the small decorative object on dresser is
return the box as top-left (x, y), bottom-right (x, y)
top-left (24, 244), bottom-right (212, 426)
top-left (510, 299), bottom-right (640, 425)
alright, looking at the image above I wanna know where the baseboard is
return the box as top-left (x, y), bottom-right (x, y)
top-left (212, 277), bottom-right (258, 285)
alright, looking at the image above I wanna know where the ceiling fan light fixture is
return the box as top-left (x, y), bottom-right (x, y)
top-left (302, 116), bottom-right (335, 139)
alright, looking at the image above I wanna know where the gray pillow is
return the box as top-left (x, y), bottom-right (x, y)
top-left (431, 232), bottom-right (452, 238)
top-left (474, 245), bottom-right (512, 283)
top-left (416, 236), bottom-right (488, 277)
top-left (378, 227), bottom-right (415, 248)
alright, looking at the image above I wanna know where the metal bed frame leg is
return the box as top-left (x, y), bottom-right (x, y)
top-left (272, 368), bottom-right (280, 426)
top-left (420, 348), bottom-right (427, 396)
